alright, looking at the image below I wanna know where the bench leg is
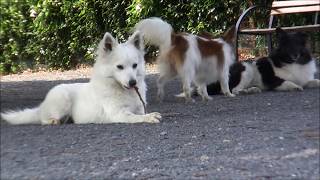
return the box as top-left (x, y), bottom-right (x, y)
top-left (267, 15), bottom-right (274, 54)
top-left (236, 34), bottom-right (239, 61)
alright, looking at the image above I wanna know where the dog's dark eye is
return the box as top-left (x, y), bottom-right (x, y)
top-left (132, 63), bottom-right (137, 69)
top-left (117, 65), bottom-right (124, 70)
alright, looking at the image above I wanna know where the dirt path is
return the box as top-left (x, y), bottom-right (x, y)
top-left (1, 70), bottom-right (319, 179)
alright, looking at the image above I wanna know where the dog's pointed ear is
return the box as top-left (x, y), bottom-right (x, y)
top-left (102, 32), bottom-right (117, 52)
top-left (128, 31), bottom-right (144, 50)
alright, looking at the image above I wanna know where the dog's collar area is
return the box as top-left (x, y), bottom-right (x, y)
top-left (134, 86), bottom-right (146, 114)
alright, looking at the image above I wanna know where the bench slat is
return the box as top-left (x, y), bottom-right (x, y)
top-left (235, 1), bottom-right (320, 61)
top-left (239, 24), bottom-right (320, 35)
top-left (271, 5), bottom-right (320, 15)
top-left (272, 0), bottom-right (320, 8)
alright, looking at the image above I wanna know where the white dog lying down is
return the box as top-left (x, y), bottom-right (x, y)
top-left (1, 31), bottom-right (161, 125)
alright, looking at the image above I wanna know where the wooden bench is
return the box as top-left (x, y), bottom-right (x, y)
top-left (235, 0), bottom-right (320, 61)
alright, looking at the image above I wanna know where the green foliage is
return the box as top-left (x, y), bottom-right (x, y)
top-left (1, 0), bottom-right (316, 74)
top-left (127, 0), bottom-right (248, 34)
top-left (30, 0), bottom-right (131, 70)
top-left (1, 0), bottom-right (131, 74)
top-left (0, 0), bottom-right (35, 74)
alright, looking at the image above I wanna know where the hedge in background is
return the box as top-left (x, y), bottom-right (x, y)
top-left (1, 0), bottom-right (132, 74)
top-left (5, 0), bottom-right (316, 75)
top-left (0, 0), bottom-right (36, 73)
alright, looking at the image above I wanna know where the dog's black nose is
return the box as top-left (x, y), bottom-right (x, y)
top-left (129, 79), bottom-right (137, 87)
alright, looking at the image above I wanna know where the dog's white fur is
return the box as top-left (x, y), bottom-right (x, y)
top-left (135, 17), bottom-right (235, 102)
top-left (1, 31), bottom-right (161, 125)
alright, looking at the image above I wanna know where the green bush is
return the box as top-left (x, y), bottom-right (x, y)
top-left (30, 0), bottom-right (132, 70)
top-left (127, 0), bottom-right (252, 34)
top-left (2, 0), bottom-right (317, 74)
top-left (0, 0), bottom-right (35, 73)
top-left (1, 0), bottom-right (132, 74)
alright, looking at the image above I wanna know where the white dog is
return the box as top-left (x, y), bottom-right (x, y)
top-left (135, 17), bottom-right (236, 102)
top-left (1, 31), bottom-right (161, 125)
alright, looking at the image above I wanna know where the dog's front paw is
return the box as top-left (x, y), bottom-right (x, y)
top-left (246, 87), bottom-right (262, 94)
top-left (202, 95), bottom-right (212, 102)
top-left (288, 82), bottom-right (303, 91)
top-left (276, 81), bottom-right (303, 91)
top-left (294, 85), bottom-right (303, 91)
top-left (185, 97), bottom-right (195, 103)
top-left (225, 92), bottom-right (236, 97)
top-left (305, 79), bottom-right (320, 88)
top-left (175, 92), bottom-right (186, 98)
top-left (48, 118), bottom-right (61, 125)
top-left (232, 89), bottom-right (241, 95)
top-left (145, 112), bottom-right (161, 123)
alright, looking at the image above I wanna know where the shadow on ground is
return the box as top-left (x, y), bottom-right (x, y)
top-left (1, 74), bottom-right (319, 179)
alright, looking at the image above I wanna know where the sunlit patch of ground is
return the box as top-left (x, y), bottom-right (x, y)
top-left (0, 63), bottom-right (159, 82)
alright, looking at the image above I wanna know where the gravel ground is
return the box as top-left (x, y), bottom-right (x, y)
top-left (1, 70), bottom-right (319, 179)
